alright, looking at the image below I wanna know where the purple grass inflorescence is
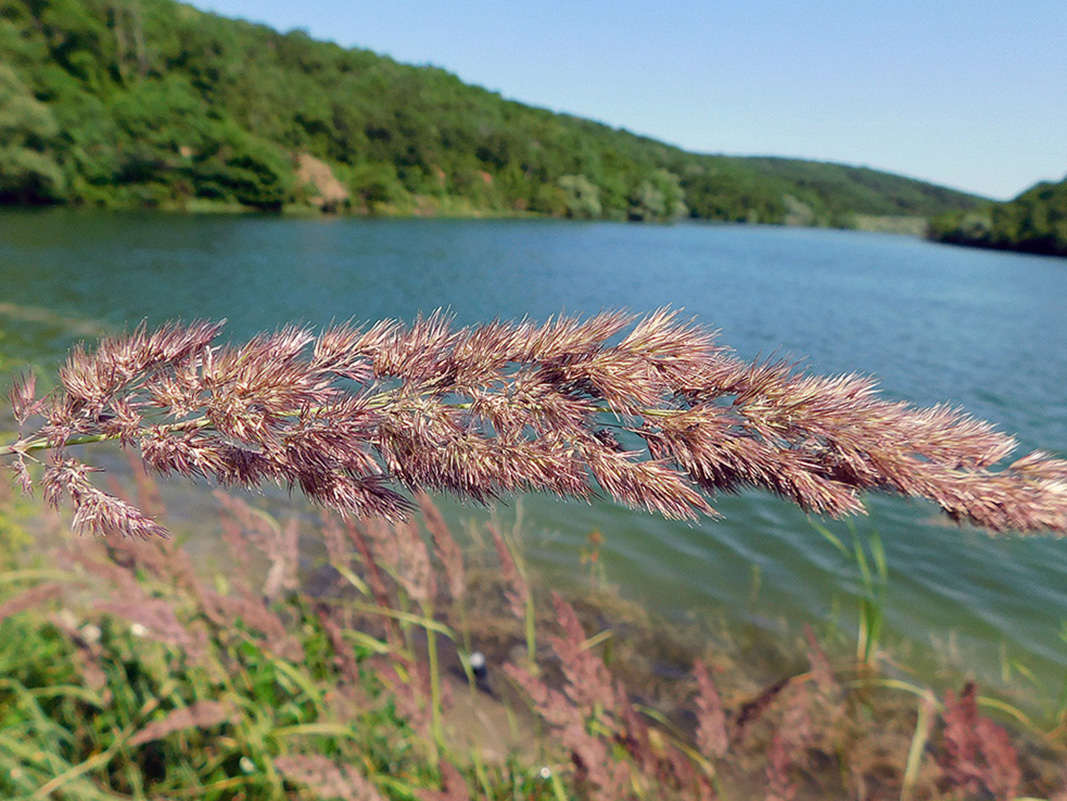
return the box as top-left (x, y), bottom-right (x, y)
top-left (3, 309), bottom-right (1067, 538)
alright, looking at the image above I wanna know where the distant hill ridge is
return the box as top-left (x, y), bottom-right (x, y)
top-left (0, 0), bottom-right (985, 225)
top-left (928, 175), bottom-right (1067, 258)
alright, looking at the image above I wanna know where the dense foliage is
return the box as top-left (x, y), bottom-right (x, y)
top-left (0, 0), bottom-right (984, 222)
top-left (929, 175), bottom-right (1067, 257)
top-left (3, 489), bottom-right (1061, 800)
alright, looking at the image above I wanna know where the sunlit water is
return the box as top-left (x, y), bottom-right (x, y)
top-left (3, 209), bottom-right (1066, 706)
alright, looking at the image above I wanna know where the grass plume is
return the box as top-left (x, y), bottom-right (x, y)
top-left (4, 309), bottom-right (1067, 538)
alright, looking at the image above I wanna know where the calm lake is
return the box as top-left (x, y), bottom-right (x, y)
top-left (2, 209), bottom-right (1066, 704)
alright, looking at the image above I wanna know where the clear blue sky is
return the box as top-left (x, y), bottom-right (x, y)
top-left (187, 0), bottom-right (1066, 200)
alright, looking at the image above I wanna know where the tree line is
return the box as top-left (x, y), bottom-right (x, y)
top-left (1, 0), bottom-right (983, 225)
top-left (928, 176), bottom-right (1067, 258)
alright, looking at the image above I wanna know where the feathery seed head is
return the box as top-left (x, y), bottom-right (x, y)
top-left (6, 311), bottom-right (1067, 538)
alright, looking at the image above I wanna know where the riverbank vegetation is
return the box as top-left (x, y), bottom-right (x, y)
top-left (0, 0), bottom-right (984, 226)
top-left (4, 312), bottom-right (1067, 798)
top-left (928, 175), bottom-right (1067, 258)
top-left (4, 482), bottom-right (1067, 800)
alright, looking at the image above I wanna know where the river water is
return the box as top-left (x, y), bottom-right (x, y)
top-left (2, 209), bottom-right (1066, 705)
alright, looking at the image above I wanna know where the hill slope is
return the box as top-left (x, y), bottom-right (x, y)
top-left (928, 176), bottom-right (1067, 257)
top-left (1, 0), bottom-right (985, 223)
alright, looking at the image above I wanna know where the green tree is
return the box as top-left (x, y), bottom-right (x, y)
top-left (190, 122), bottom-right (293, 210)
top-left (35, 0), bottom-right (114, 90)
top-left (0, 65), bottom-right (65, 203)
top-left (347, 161), bottom-right (408, 211)
top-left (682, 169), bottom-right (787, 223)
top-left (558, 174), bottom-right (602, 219)
top-left (628, 169), bottom-right (686, 221)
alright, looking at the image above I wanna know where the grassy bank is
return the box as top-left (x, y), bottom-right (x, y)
top-left (2, 476), bottom-right (1067, 800)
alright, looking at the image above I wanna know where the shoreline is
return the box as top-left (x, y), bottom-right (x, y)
top-left (0, 198), bottom-right (928, 235)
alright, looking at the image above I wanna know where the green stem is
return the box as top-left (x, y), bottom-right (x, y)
top-left (5, 432), bottom-right (113, 456)
top-left (1, 388), bottom-right (694, 462)
top-left (524, 591), bottom-right (538, 671)
top-left (3, 415), bottom-right (216, 457)
top-left (423, 601), bottom-right (444, 769)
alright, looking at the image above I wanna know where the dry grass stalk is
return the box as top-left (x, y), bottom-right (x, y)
top-left (506, 594), bottom-right (738, 801)
top-left (418, 491), bottom-right (465, 601)
top-left (8, 466), bottom-right (1066, 800)
top-left (344, 517), bottom-right (395, 614)
top-left (94, 594), bottom-right (204, 653)
top-left (0, 582), bottom-right (64, 623)
top-left (802, 623), bottom-right (838, 700)
top-left (937, 682), bottom-right (1021, 801)
top-left (2, 310), bottom-right (1065, 538)
top-left (393, 518), bottom-right (436, 605)
top-left (415, 760), bottom-right (471, 801)
top-left (212, 491), bottom-right (300, 602)
top-left (764, 684), bottom-right (812, 801)
top-left (375, 653), bottom-right (434, 740)
top-left (57, 537), bottom-right (211, 662)
top-left (127, 699), bottom-right (236, 747)
top-left (766, 730), bottom-right (797, 801)
top-left (103, 512), bottom-right (199, 593)
top-left (490, 523), bottom-right (529, 624)
top-left (274, 754), bottom-right (386, 801)
top-left (315, 603), bottom-right (362, 686)
top-left (198, 589), bottom-right (304, 662)
top-left (320, 509), bottom-right (350, 570)
top-left (549, 592), bottom-right (616, 715)
top-left (503, 659), bottom-right (631, 798)
top-left (693, 658), bottom-right (729, 759)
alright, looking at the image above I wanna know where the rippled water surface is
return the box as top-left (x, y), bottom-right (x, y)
top-left (3, 210), bottom-right (1066, 699)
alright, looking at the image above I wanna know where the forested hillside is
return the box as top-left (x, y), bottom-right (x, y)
top-left (928, 176), bottom-right (1067, 257)
top-left (1, 0), bottom-right (985, 223)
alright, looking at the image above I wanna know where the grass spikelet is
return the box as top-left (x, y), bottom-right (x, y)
top-left (693, 658), bottom-right (728, 759)
top-left (938, 682), bottom-right (1021, 801)
top-left (8, 371), bottom-right (40, 425)
top-left (274, 754), bottom-right (386, 801)
top-left (549, 592), bottom-right (616, 715)
top-left (127, 700), bottom-right (236, 747)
